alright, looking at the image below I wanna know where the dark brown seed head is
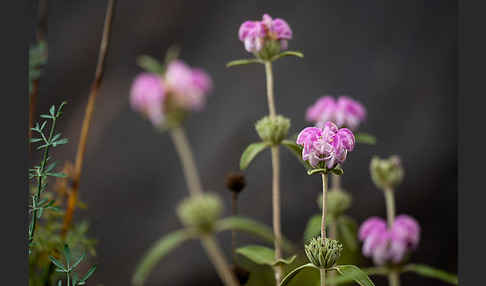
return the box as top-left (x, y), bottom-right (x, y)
top-left (226, 172), bottom-right (246, 193)
top-left (230, 264), bottom-right (250, 285)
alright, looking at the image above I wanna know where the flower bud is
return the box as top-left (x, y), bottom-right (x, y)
top-left (370, 155), bottom-right (404, 190)
top-left (304, 236), bottom-right (343, 269)
top-left (317, 191), bottom-right (352, 218)
top-left (255, 115), bottom-right (290, 145)
top-left (177, 193), bottom-right (223, 233)
top-left (226, 172), bottom-right (246, 194)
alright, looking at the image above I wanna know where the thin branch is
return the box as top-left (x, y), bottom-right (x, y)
top-left (62, 0), bottom-right (117, 235)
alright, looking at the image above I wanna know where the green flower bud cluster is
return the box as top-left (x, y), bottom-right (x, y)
top-left (257, 39), bottom-right (282, 61)
top-left (255, 115), bottom-right (290, 145)
top-left (317, 191), bottom-right (352, 218)
top-left (370, 155), bottom-right (404, 190)
top-left (177, 193), bottom-right (223, 233)
top-left (305, 236), bottom-right (343, 269)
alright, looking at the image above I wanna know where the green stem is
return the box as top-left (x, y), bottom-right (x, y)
top-left (201, 235), bottom-right (239, 286)
top-left (169, 126), bottom-right (203, 196)
top-left (265, 60), bottom-right (283, 284)
top-left (384, 188), bottom-right (395, 228)
top-left (388, 270), bottom-right (400, 286)
top-left (29, 115), bottom-right (57, 246)
top-left (320, 268), bottom-right (326, 286)
top-left (321, 173), bottom-right (328, 238)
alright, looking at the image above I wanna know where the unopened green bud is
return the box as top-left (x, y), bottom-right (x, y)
top-left (370, 155), bottom-right (404, 190)
top-left (257, 39), bottom-right (282, 61)
top-left (317, 191), bottom-right (352, 218)
top-left (177, 193), bottom-right (223, 233)
top-left (305, 236), bottom-right (343, 269)
top-left (255, 115), bottom-right (290, 145)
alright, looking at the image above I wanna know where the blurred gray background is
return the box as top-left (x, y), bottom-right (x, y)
top-left (35, 0), bottom-right (456, 285)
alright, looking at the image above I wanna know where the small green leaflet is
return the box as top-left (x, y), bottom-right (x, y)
top-left (240, 142), bottom-right (271, 170)
top-left (355, 132), bottom-right (376, 145)
top-left (332, 265), bottom-right (375, 286)
top-left (279, 263), bottom-right (319, 286)
top-left (236, 245), bottom-right (296, 266)
top-left (403, 264), bottom-right (458, 285)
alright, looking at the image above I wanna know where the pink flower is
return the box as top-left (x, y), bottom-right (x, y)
top-left (306, 96), bottom-right (366, 131)
top-left (130, 73), bottom-right (166, 126)
top-left (296, 121), bottom-right (355, 168)
top-left (238, 14), bottom-right (293, 53)
top-left (358, 215), bottom-right (420, 265)
top-left (165, 60), bottom-right (212, 111)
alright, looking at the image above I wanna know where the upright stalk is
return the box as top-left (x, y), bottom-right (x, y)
top-left (328, 174), bottom-right (340, 286)
top-left (320, 173), bottom-right (329, 286)
top-left (384, 188), bottom-right (399, 286)
top-left (231, 192), bottom-right (238, 262)
top-left (169, 126), bottom-right (203, 196)
top-left (62, 0), bottom-right (116, 235)
top-left (201, 235), bottom-right (239, 286)
top-left (264, 60), bottom-right (283, 284)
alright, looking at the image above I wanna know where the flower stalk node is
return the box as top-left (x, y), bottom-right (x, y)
top-left (305, 236), bottom-right (343, 269)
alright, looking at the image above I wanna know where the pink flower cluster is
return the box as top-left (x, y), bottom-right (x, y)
top-left (238, 14), bottom-right (292, 53)
top-left (359, 215), bottom-right (420, 265)
top-left (130, 60), bottom-right (212, 126)
top-left (306, 96), bottom-right (366, 131)
top-left (296, 121), bottom-right (355, 169)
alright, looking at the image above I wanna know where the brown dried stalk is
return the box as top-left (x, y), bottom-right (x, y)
top-left (62, 0), bottom-right (116, 235)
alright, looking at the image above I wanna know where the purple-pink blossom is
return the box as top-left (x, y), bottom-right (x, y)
top-left (358, 215), bottom-right (420, 265)
top-left (130, 60), bottom-right (212, 127)
top-left (296, 121), bottom-right (355, 169)
top-left (306, 96), bottom-right (366, 131)
top-left (130, 73), bottom-right (166, 126)
top-left (238, 14), bottom-right (292, 53)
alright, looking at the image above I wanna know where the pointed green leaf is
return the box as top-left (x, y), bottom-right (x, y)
top-left (226, 58), bottom-right (263, 67)
top-left (79, 264), bottom-right (97, 283)
top-left (281, 140), bottom-right (312, 170)
top-left (279, 263), bottom-right (319, 286)
top-left (137, 55), bottom-right (165, 74)
top-left (403, 264), bottom-right (458, 285)
top-left (63, 244), bottom-right (71, 266)
top-left (49, 256), bottom-right (65, 270)
top-left (355, 132), bottom-right (376, 145)
top-left (49, 105), bottom-right (56, 116)
top-left (240, 142), bottom-right (271, 170)
top-left (71, 252), bottom-right (86, 269)
top-left (133, 229), bottom-right (196, 286)
top-left (215, 216), bottom-right (293, 252)
top-left (57, 280), bottom-right (62, 286)
top-left (338, 216), bottom-right (358, 252)
top-left (331, 166), bottom-right (344, 176)
top-left (236, 245), bottom-right (296, 266)
top-left (307, 168), bottom-right (328, 175)
top-left (332, 265), bottom-right (375, 286)
top-left (303, 214), bottom-right (321, 242)
top-left (270, 51), bottom-right (304, 62)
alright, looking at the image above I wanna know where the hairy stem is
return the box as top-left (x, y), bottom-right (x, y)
top-left (384, 188), bottom-right (399, 286)
top-left (201, 235), bottom-right (239, 286)
top-left (331, 173), bottom-right (341, 191)
top-left (264, 61), bottom-right (276, 118)
top-left (321, 173), bottom-right (328, 238)
top-left (384, 188), bottom-right (395, 228)
top-left (388, 270), bottom-right (400, 286)
top-left (271, 146), bottom-right (283, 283)
top-left (320, 268), bottom-right (327, 286)
top-left (62, 0), bottom-right (116, 236)
top-left (169, 126), bottom-right (203, 196)
top-left (328, 174), bottom-right (340, 286)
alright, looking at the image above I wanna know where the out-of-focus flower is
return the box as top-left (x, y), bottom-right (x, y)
top-left (238, 14), bottom-right (292, 55)
top-left (296, 121), bottom-right (355, 169)
top-left (130, 60), bottom-right (212, 128)
top-left (306, 96), bottom-right (366, 131)
top-left (370, 155), bottom-right (404, 190)
top-left (165, 60), bottom-right (212, 111)
top-left (130, 73), bottom-right (166, 126)
top-left (358, 215), bottom-right (420, 265)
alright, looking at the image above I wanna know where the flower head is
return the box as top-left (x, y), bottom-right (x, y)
top-left (238, 14), bottom-right (292, 55)
top-left (306, 96), bottom-right (366, 131)
top-left (358, 215), bottom-right (420, 265)
top-left (130, 59), bottom-right (212, 128)
top-left (296, 121), bottom-right (355, 169)
top-left (130, 73), bottom-right (166, 126)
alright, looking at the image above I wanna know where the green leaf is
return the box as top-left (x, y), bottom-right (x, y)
top-left (49, 105), bottom-right (56, 117)
top-left (71, 252), bottom-right (86, 269)
top-left (132, 229), bottom-right (196, 286)
top-left (403, 264), bottom-right (458, 285)
top-left (270, 51), bottom-right (304, 62)
top-left (279, 263), bottom-right (319, 286)
top-left (307, 168), bottom-right (328, 175)
top-left (137, 55), bottom-right (165, 74)
top-left (331, 166), bottom-right (344, 176)
top-left (63, 244), bottom-right (71, 266)
top-left (49, 256), bottom-right (65, 270)
top-left (79, 264), bottom-right (97, 283)
top-left (355, 132), bottom-right (376, 145)
top-left (338, 216), bottom-right (358, 252)
top-left (46, 172), bottom-right (67, 178)
top-left (332, 265), bottom-right (375, 286)
top-left (240, 142), bottom-right (271, 170)
top-left (163, 45), bottom-right (180, 66)
top-left (226, 58), bottom-right (263, 67)
top-left (215, 216), bottom-right (293, 252)
top-left (236, 245), bottom-right (296, 266)
top-left (303, 214), bottom-right (321, 242)
top-left (57, 280), bottom-right (62, 286)
top-left (281, 140), bottom-right (312, 170)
